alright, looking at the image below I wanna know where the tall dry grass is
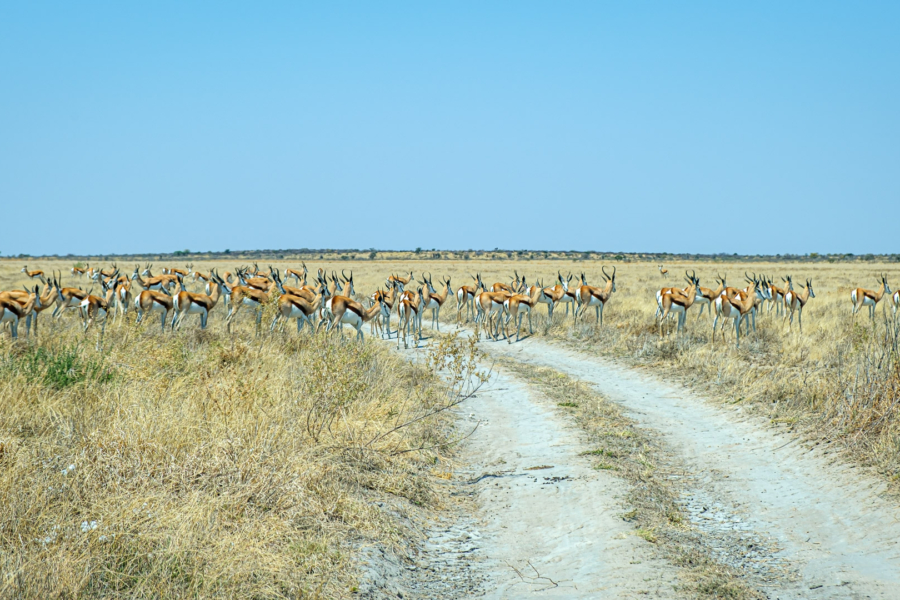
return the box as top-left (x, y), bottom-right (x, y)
top-left (2, 257), bottom-right (899, 596)
top-left (0, 264), bottom-right (485, 598)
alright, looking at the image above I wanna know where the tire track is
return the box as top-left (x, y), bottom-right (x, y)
top-left (468, 329), bottom-right (900, 599)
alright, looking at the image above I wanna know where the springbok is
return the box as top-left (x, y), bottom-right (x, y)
top-left (171, 272), bottom-right (224, 330)
top-left (388, 271), bottom-right (414, 292)
top-left (5, 283), bottom-right (57, 337)
top-left (134, 286), bottom-right (175, 332)
top-left (694, 274), bottom-right (726, 319)
top-left (765, 276), bottom-right (792, 316)
top-left (271, 287), bottom-right (323, 334)
top-left (131, 266), bottom-right (178, 292)
top-left (163, 264), bottom-right (191, 277)
top-left (285, 262), bottom-right (308, 286)
top-left (92, 264), bottom-right (118, 281)
top-left (221, 274), bottom-right (276, 334)
top-left (456, 274), bottom-right (484, 323)
top-left (79, 277), bottom-right (118, 345)
top-left (783, 277), bottom-right (815, 332)
top-left (713, 276), bottom-right (766, 342)
top-left (237, 267), bottom-right (276, 292)
top-left (111, 278), bottom-right (132, 323)
top-left (397, 291), bottom-right (421, 349)
top-left (539, 272), bottom-right (571, 319)
top-left (21, 266), bottom-right (46, 284)
top-left (502, 284), bottom-right (545, 343)
top-left (574, 266), bottom-right (617, 326)
top-left (421, 273), bottom-right (451, 331)
top-left (490, 271), bottom-right (522, 295)
top-left (370, 282), bottom-right (397, 338)
top-left (851, 275), bottom-right (890, 320)
top-left (0, 285), bottom-right (46, 339)
top-left (554, 272), bottom-right (577, 318)
top-left (191, 269), bottom-right (212, 283)
top-left (320, 293), bottom-right (387, 342)
top-left (658, 265), bottom-right (669, 278)
top-left (51, 273), bottom-right (90, 319)
top-left (658, 271), bottom-right (701, 337)
top-left (0, 286), bottom-right (39, 340)
top-left (475, 290), bottom-right (514, 341)
top-left (712, 274), bottom-right (764, 336)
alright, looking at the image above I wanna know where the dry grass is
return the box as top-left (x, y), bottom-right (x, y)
top-left (0, 261), bottom-right (485, 598)
top-left (292, 256), bottom-right (898, 483)
top-left (516, 261), bottom-right (900, 482)
top-left (2, 256), bottom-right (899, 596)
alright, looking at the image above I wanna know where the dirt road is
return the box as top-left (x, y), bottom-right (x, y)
top-left (364, 328), bottom-right (900, 599)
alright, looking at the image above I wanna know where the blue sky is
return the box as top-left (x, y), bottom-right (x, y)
top-left (2, 2), bottom-right (898, 256)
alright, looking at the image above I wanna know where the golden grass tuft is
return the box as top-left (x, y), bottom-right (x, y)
top-left (0, 299), bottom-right (480, 598)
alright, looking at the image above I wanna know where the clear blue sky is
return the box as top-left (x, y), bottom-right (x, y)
top-left (2, 2), bottom-right (898, 256)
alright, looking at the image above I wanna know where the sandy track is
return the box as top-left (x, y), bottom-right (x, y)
top-left (453, 367), bottom-right (681, 598)
top-left (470, 331), bottom-right (900, 599)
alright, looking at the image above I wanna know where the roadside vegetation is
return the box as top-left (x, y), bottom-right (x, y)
top-left (522, 264), bottom-right (900, 485)
top-left (0, 302), bottom-right (483, 598)
top-left (2, 257), bottom-right (898, 597)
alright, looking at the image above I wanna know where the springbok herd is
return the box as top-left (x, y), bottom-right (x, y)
top-left (1, 263), bottom-right (897, 348)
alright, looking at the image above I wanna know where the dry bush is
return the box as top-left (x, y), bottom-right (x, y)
top-left (0, 301), bottom-right (481, 598)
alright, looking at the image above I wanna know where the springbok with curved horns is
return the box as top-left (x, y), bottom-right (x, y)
top-left (271, 273), bottom-right (325, 334)
top-left (396, 290), bottom-right (422, 349)
top-left (221, 273), bottom-right (277, 334)
top-left (134, 284), bottom-right (175, 331)
top-left (1, 282), bottom-right (56, 337)
top-left (555, 272), bottom-right (577, 318)
top-left (131, 265), bottom-right (178, 292)
top-left (421, 273), bottom-right (451, 331)
top-left (79, 275), bottom-right (119, 346)
top-left (502, 284), bottom-right (545, 343)
top-left (369, 280), bottom-right (398, 338)
top-left (285, 262), bottom-right (308, 286)
top-left (783, 277), bottom-right (815, 332)
top-left (490, 271), bottom-right (526, 296)
top-left (658, 271), bottom-right (701, 337)
top-left (851, 274), bottom-right (890, 319)
top-left (50, 272), bottom-right (90, 319)
top-left (456, 274), bottom-right (484, 323)
top-left (92, 264), bottom-right (118, 282)
top-left (237, 267), bottom-right (276, 293)
top-left (539, 272), bottom-right (570, 319)
top-left (163, 264), bottom-right (192, 277)
top-left (694, 274), bottom-right (727, 319)
top-left (574, 266), bottom-right (617, 326)
top-left (0, 286), bottom-right (39, 340)
top-left (765, 276), bottom-right (792, 316)
top-left (713, 275), bottom-right (766, 340)
top-left (714, 277), bottom-right (762, 347)
top-left (320, 292), bottom-right (387, 342)
top-left (171, 272), bottom-right (224, 330)
top-left (474, 289), bottom-right (514, 341)
top-left (388, 271), bottom-right (414, 292)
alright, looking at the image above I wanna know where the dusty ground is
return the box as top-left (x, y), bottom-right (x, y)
top-left (362, 325), bottom-right (900, 599)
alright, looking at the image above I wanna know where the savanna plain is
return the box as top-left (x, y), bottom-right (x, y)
top-left (1, 257), bottom-right (899, 599)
